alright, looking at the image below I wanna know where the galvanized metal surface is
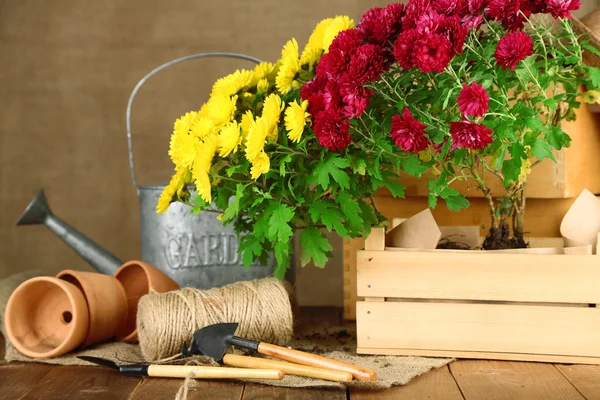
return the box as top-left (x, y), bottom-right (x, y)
top-left (138, 185), bottom-right (285, 288)
top-left (16, 189), bottom-right (123, 275)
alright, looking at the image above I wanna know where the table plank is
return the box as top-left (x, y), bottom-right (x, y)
top-left (130, 377), bottom-right (245, 400)
top-left (450, 360), bottom-right (584, 400)
top-left (351, 365), bottom-right (464, 400)
top-left (0, 362), bottom-right (53, 399)
top-left (556, 364), bottom-right (600, 400)
top-left (242, 383), bottom-right (346, 399)
top-left (20, 365), bottom-right (142, 400)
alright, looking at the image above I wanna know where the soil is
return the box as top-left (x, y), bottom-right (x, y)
top-left (436, 239), bottom-right (471, 250)
top-left (481, 222), bottom-right (528, 250)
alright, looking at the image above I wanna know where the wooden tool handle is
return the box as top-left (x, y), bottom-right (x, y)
top-left (257, 343), bottom-right (377, 381)
top-left (223, 354), bottom-right (353, 382)
top-left (147, 364), bottom-right (284, 380)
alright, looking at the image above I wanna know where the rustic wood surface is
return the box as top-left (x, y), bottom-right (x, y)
top-left (2, 309), bottom-right (600, 399)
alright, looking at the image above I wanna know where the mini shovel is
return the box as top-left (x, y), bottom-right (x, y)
top-left (77, 355), bottom-right (284, 380)
top-left (193, 322), bottom-right (377, 381)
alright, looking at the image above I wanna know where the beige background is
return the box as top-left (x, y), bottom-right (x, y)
top-left (0, 0), bottom-right (598, 306)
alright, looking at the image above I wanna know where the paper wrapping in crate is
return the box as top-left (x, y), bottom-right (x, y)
top-left (377, 104), bottom-right (600, 199)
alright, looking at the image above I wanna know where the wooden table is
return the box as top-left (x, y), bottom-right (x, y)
top-left (2, 308), bottom-right (600, 399)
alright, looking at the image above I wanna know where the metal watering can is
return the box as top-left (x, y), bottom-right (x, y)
top-left (17, 52), bottom-right (293, 288)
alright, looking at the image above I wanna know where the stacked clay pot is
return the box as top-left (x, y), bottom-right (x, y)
top-left (4, 260), bottom-right (178, 358)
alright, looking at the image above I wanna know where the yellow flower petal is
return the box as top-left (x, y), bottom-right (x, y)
top-left (218, 121), bottom-right (241, 157)
top-left (194, 170), bottom-right (212, 203)
top-left (257, 78), bottom-right (269, 93)
top-left (156, 167), bottom-right (191, 213)
top-left (284, 100), bottom-right (310, 143)
top-left (245, 117), bottom-right (269, 162)
top-left (322, 16), bottom-right (354, 52)
top-left (276, 39), bottom-right (300, 95)
top-left (211, 69), bottom-right (253, 97)
top-left (262, 93), bottom-right (284, 142)
top-left (191, 117), bottom-right (217, 140)
top-left (241, 111), bottom-right (254, 145)
top-left (193, 133), bottom-right (218, 174)
top-left (250, 151), bottom-right (270, 180)
top-left (205, 93), bottom-right (238, 127)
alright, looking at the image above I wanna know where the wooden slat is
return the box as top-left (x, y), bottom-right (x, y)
top-left (356, 301), bottom-right (600, 359)
top-left (0, 362), bottom-right (53, 399)
top-left (21, 365), bottom-right (142, 400)
top-left (242, 382), bottom-right (346, 399)
top-left (351, 365), bottom-right (464, 400)
top-left (556, 364), bottom-right (600, 400)
top-left (356, 348), bottom-right (600, 365)
top-left (357, 250), bottom-right (600, 303)
top-left (450, 360), bottom-right (585, 400)
top-left (130, 377), bottom-right (244, 400)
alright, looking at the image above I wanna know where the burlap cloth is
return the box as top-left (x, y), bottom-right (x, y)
top-left (0, 271), bottom-right (453, 390)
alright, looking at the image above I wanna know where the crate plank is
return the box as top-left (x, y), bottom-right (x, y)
top-left (21, 365), bottom-right (142, 400)
top-left (242, 383), bottom-right (346, 399)
top-left (351, 365), bottom-right (464, 400)
top-left (0, 362), bottom-right (53, 399)
top-left (356, 301), bottom-right (600, 359)
top-left (356, 348), bottom-right (600, 364)
top-left (130, 377), bottom-right (244, 400)
top-left (357, 250), bottom-right (600, 303)
top-left (450, 361), bottom-right (585, 400)
top-left (556, 365), bottom-right (600, 400)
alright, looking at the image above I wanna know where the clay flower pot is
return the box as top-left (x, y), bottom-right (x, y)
top-left (56, 270), bottom-right (128, 347)
top-left (114, 260), bottom-right (179, 342)
top-left (4, 277), bottom-right (89, 358)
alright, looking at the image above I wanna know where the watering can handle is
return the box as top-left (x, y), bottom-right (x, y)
top-left (125, 52), bottom-right (263, 191)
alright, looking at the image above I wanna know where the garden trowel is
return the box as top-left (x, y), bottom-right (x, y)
top-left (77, 355), bottom-right (284, 380)
top-left (192, 322), bottom-right (377, 381)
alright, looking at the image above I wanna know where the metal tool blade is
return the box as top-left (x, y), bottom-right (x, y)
top-left (192, 322), bottom-right (239, 362)
top-left (77, 356), bottom-right (120, 370)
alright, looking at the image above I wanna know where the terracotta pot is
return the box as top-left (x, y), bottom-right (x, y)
top-left (56, 270), bottom-right (128, 347)
top-left (4, 277), bottom-right (89, 358)
top-left (114, 260), bottom-right (179, 342)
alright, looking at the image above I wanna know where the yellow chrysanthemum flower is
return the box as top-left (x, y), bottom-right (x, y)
top-left (250, 151), bottom-right (270, 180)
top-left (322, 16), bottom-right (354, 52)
top-left (284, 100), bottom-right (310, 143)
top-left (249, 62), bottom-right (275, 87)
top-left (193, 133), bottom-right (218, 174)
top-left (194, 170), bottom-right (212, 203)
top-left (300, 18), bottom-right (332, 63)
top-left (241, 111), bottom-right (254, 145)
top-left (262, 94), bottom-right (283, 142)
top-left (205, 93), bottom-right (238, 127)
top-left (245, 117), bottom-right (269, 162)
top-left (218, 121), bottom-right (241, 157)
top-left (300, 48), bottom-right (323, 66)
top-left (168, 111), bottom-right (201, 168)
top-left (191, 117), bottom-right (217, 140)
top-left (168, 129), bottom-right (197, 169)
top-left (276, 39), bottom-right (300, 95)
top-left (257, 78), bottom-right (269, 93)
top-left (211, 69), bottom-right (253, 97)
top-left (156, 167), bottom-right (190, 213)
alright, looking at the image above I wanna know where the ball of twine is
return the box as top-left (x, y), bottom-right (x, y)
top-left (137, 277), bottom-right (295, 361)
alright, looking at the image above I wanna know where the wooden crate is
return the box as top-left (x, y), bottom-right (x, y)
top-left (343, 195), bottom-right (580, 320)
top-left (376, 103), bottom-right (600, 199)
top-left (355, 227), bottom-right (600, 364)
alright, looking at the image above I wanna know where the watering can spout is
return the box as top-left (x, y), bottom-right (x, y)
top-left (16, 189), bottom-right (123, 276)
top-left (16, 189), bottom-right (51, 226)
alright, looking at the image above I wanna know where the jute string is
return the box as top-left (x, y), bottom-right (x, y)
top-left (137, 277), bottom-right (295, 361)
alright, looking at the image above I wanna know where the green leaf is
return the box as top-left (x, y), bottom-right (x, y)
top-left (524, 115), bottom-right (546, 134)
top-left (240, 235), bottom-right (263, 268)
top-left (350, 155), bottom-right (367, 175)
top-left (402, 155), bottom-right (428, 177)
top-left (502, 157), bottom-right (522, 185)
top-left (299, 227), bottom-right (333, 268)
top-left (587, 66), bottom-right (600, 88)
top-left (583, 43), bottom-right (600, 57)
top-left (226, 165), bottom-right (243, 177)
top-left (313, 155), bottom-right (351, 190)
top-left (221, 184), bottom-right (245, 223)
top-left (273, 241), bottom-right (291, 279)
top-left (279, 155), bottom-right (292, 177)
top-left (357, 200), bottom-right (376, 236)
top-left (444, 194), bottom-right (469, 212)
top-left (442, 88), bottom-right (454, 110)
top-left (546, 126), bottom-right (571, 151)
top-left (321, 210), bottom-right (349, 238)
top-left (530, 138), bottom-right (556, 162)
top-left (336, 193), bottom-right (364, 229)
top-left (440, 187), bottom-right (460, 200)
top-left (384, 178), bottom-right (406, 198)
top-left (267, 203), bottom-right (295, 242)
top-left (428, 194), bottom-right (438, 209)
top-left (543, 98), bottom-right (557, 110)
